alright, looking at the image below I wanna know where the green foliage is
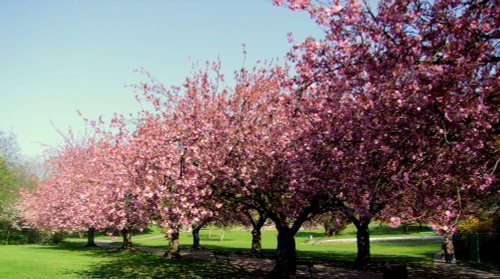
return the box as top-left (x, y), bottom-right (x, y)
top-left (0, 228), bottom-right (66, 245)
top-left (0, 156), bottom-right (19, 245)
top-left (458, 215), bottom-right (500, 234)
top-left (0, 131), bottom-right (44, 245)
top-left (454, 232), bottom-right (500, 265)
top-left (0, 157), bottom-right (16, 204)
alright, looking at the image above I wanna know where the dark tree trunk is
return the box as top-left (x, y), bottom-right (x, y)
top-left (192, 225), bottom-right (202, 250)
top-left (402, 224), bottom-right (409, 234)
top-left (250, 213), bottom-right (267, 254)
top-left (85, 227), bottom-right (97, 247)
top-left (324, 222), bottom-right (335, 237)
top-left (165, 230), bottom-right (181, 259)
top-left (242, 209), bottom-right (267, 255)
top-left (27, 229), bottom-right (37, 243)
top-left (5, 227), bottom-right (11, 245)
top-left (121, 228), bottom-right (132, 250)
top-left (251, 227), bottom-right (263, 254)
top-left (354, 221), bottom-right (370, 269)
top-left (271, 227), bottom-right (297, 279)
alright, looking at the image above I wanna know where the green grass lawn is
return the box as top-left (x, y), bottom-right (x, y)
top-left (0, 225), bottom-right (442, 279)
top-left (0, 241), bottom-right (257, 279)
top-left (0, 244), bottom-right (103, 279)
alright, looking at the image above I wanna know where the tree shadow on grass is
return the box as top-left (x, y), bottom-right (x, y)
top-left (34, 240), bottom-right (109, 253)
top-left (39, 242), bottom-right (265, 278)
top-left (39, 241), bottom-right (495, 279)
top-left (48, 240), bottom-right (486, 279)
top-left (73, 252), bottom-right (262, 279)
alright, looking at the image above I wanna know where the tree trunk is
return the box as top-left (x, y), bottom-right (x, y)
top-left (324, 222), bottom-right (335, 237)
top-left (250, 214), bottom-right (266, 254)
top-left (403, 224), bottom-right (409, 234)
top-left (85, 227), bottom-right (97, 247)
top-left (251, 227), bottom-right (263, 254)
top-left (271, 227), bottom-right (297, 279)
top-left (219, 230), bottom-right (225, 242)
top-left (121, 228), bottom-right (132, 250)
top-left (192, 226), bottom-right (202, 250)
top-left (27, 229), bottom-right (36, 243)
top-left (165, 230), bottom-right (181, 259)
top-left (242, 208), bottom-right (268, 255)
top-left (5, 228), bottom-right (11, 245)
top-left (354, 222), bottom-right (370, 269)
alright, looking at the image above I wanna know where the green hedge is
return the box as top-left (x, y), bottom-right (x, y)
top-left (453, 232), bottom-right (500, 265)
top-left (0, 222), bottom-right (66, 245)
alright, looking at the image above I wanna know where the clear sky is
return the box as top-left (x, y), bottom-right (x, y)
top-left (0, 0), bottom-right (323, 158)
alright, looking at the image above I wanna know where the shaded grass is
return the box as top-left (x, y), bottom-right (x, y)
top-left (72, 249), bottom-right (258, 279)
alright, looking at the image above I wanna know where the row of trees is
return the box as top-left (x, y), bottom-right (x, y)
top-left (18, 0), bottom-right (498, 278)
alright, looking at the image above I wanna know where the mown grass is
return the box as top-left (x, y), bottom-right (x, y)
top-left (0, 243), bottom-right (102, 279)
top-left (0, 240), bottom-right (258, 279)
top-left (123, 225), bottom-right (440, 265)
top-left (0, 224), bottom-right (443, 279)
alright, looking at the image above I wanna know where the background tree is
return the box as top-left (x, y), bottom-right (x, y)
top-left (0, 130), bottom-right (39, 244)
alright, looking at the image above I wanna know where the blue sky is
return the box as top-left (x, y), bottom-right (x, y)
top-left (0, 0), bottom-right (323, 158)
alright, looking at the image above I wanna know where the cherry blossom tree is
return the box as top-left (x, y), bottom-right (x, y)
top-left (18, 136), bottom-right (106, 245)
top-left (19, 118), bottom-right (157, 249)
top-left (128, 63), bottom-right (231, 258)
top-left (275, 0), bottom-right (498, 269)
top-left (204, 64), bottom-right (347, 277)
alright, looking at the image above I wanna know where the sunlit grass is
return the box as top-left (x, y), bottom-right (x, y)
top-left (0, 241), bottom-right (257, 279)
top-left (0, 244), bottom-right (104, 279)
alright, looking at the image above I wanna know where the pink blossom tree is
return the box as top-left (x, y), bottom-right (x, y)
top-left (18, 135), bottom-right (108, 246)
top-left (128, 63), bottom-right (231, 258)
top-left (275, 0), bottom-right (498, 269)
top-left (201, 64), bottom-right (348, 277)
top-left (19, 117), bottom-right (158, 250)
